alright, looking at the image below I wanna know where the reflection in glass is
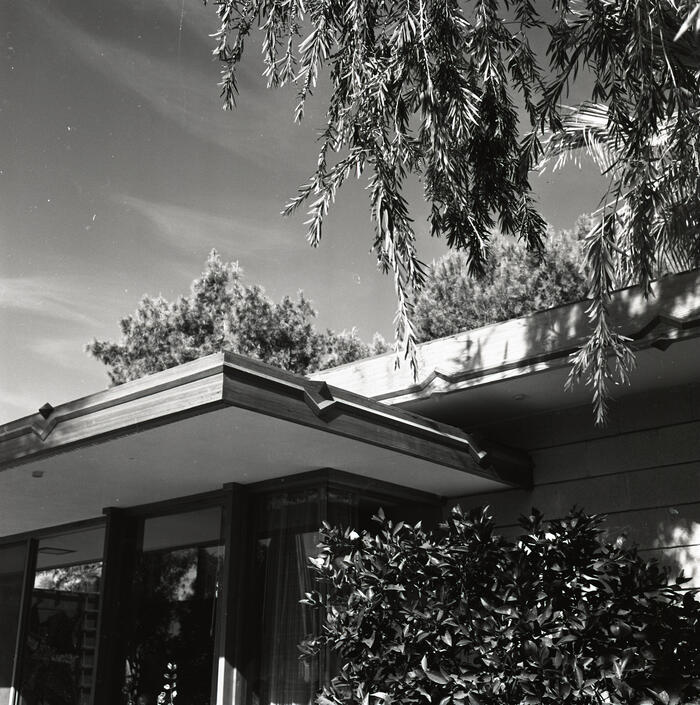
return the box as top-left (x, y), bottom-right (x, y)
top-left (123, 508), bottom-right (224, 705)
top-left (20, 526), bottom-right (104, 705)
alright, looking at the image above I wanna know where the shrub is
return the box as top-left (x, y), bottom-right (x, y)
top-left (302, 507), bottom-right (699, 705)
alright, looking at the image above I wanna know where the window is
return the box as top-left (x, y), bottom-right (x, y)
top-left (19, 525), bottom-right (105, 705)
top-left (0, 541), bottom-right (29, 704)
top-left (122, 507), bottom-right (224, 705)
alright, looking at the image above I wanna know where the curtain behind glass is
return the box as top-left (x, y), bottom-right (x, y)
top-left (253, 488), bottom-right (354, 705)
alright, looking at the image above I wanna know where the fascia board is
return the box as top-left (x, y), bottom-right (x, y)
top-left (312, 269), bottom-right (700, 405)
top-left (0, 352), bottom-right (532, 489)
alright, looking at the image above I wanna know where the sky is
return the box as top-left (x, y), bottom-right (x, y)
top-left (0, 0), bottom-right (605, 424)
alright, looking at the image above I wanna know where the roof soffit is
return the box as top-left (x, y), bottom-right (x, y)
top-left (0, 352), bottom-right (532, 492)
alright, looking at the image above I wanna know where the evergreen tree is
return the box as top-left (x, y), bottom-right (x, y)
top-left (86, 251), bottom-right (387, 384)
top-left (413, 221), bottom-right (588, 342)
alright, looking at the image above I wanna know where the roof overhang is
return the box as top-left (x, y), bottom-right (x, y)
top-left (312, 269), bottom-right (700, 426)
top-left (0, 352), bottom-right (531, 536)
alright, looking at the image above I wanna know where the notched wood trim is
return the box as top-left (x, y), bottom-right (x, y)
top-left (0, 351), bottom-right (532, 490)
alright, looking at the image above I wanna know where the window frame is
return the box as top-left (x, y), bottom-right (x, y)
top-left (0, 517), bottom-right (106, 705)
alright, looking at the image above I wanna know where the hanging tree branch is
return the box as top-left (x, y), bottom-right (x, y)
top-left (209, 0), bottom-right (700, 424)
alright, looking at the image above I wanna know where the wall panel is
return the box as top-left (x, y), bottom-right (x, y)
top-left (452, 387), bottom-right (700, 587)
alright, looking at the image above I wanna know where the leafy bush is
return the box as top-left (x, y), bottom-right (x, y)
top-left (302, 507), bottom-right (699, 705)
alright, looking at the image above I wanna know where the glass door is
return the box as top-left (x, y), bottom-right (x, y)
top-left (121, 507), bottom-right (224, 705)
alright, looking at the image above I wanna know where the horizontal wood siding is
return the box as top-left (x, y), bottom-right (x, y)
top-left (450, 383), bottom-right (700, 587)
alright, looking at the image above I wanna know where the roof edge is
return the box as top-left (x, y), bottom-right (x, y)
top-left (0, 351), bottom-right (532, 489)
top-left (311, 268), bottom-right (700, 404)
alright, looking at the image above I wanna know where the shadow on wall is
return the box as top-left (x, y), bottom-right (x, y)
top-left (440, 270), bottom-right (700, 418)
top-left (654, 517), bottom-right (700, 590)
top-left (435, 275), bottom-right (700, 592)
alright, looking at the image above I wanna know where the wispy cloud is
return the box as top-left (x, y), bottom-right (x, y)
top-left (0, 276), bottom-right (106, 328)
top-left (29, 2), bottom-right (290, 163)
top-left (27, 337), bottom-right (95, 368)
top-left (115, 193), bottom-right (298, 258)
top-left (134, 0), bottom-right (214, 36)
top-left (0, 389), bottom-right (41, 425)
top-left (0, 350), bottom-right (106, 424)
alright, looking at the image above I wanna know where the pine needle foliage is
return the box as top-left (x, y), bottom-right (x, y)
top-left (210, 0), bottom-right (700, 423)
top-left (413, 224), bottom-right (588, 342)
top-left (302, 506), bottom-right (700, 705)
top-left (86, 250), bottom-right (387, 384)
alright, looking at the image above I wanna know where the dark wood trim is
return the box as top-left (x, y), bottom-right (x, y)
top-left (1, 350), bottom-right (531, 489)
top-left (215, 484), bottom-right (251, 705)
top-left (247, 467), bottom-right (444, 506)
top-left (328, 468), bottom-right (444, 506)
top-left (93, 509), bottom-right (138, 705)
top-left (0, 516), bottom-right (106, 546)
top-left (10, 537), bottom-right (37, 705)
top-left (220, 367), bottom-right (494, 472)
top-left (117, 488), bottom-right (229, 519)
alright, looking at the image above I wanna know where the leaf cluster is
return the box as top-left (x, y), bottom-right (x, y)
top-left (211, 0), bottom-right (700, 422)
top-left (157, 662), bottom-right (178, 705)
top-left (302, 507), bottom-right (700, 705)
top-left (86, 250), bottom-right (388, 384)
top-left (212, 0), bottom-right (553, 366)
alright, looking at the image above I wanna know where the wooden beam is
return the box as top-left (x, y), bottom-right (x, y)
top-left (93, 509), bottom-right (138, 705)
top-left (216, 484), bottom-right (252, 705)
top-left (0, 352), bottom-right (532, 489)
top-left (221, 364), bottom-right (531, 487)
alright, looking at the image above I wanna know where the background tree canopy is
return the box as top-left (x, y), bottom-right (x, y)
top-left (413, 219), bottom-right (588, 342)
top-left (86, 250), bottom-right (388, 384)
top-left (88, 226), bottom-right (592, 385)
top-left (212, 0), bottom-right (700, 422)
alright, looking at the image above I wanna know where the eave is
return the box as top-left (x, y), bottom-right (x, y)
top-left (312, 269), bottom-right (700, 424)
top-left (0, 352), bottom-right (531, 536)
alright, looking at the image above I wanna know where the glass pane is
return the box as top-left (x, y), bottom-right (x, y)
top-left (249, 482), bottom-right (440, 705)
top-left (20, 526), bottom-right (105, 705)
top-left (252, 489), bottom-right (325, 705)
top-left (123, 508), bottom-right (224, 705)
top-left (0, 541), bottom-right (28, 704)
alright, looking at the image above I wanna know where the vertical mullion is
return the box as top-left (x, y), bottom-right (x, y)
top-left (216, 483), bottom-right (251, 705)
top-left (92, 508), bottom-right (138, 705)
top-left (9, 538), bottom-right (37, 705)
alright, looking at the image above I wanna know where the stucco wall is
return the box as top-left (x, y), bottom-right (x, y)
top-left (450, 381), bottom-right (700, 588)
